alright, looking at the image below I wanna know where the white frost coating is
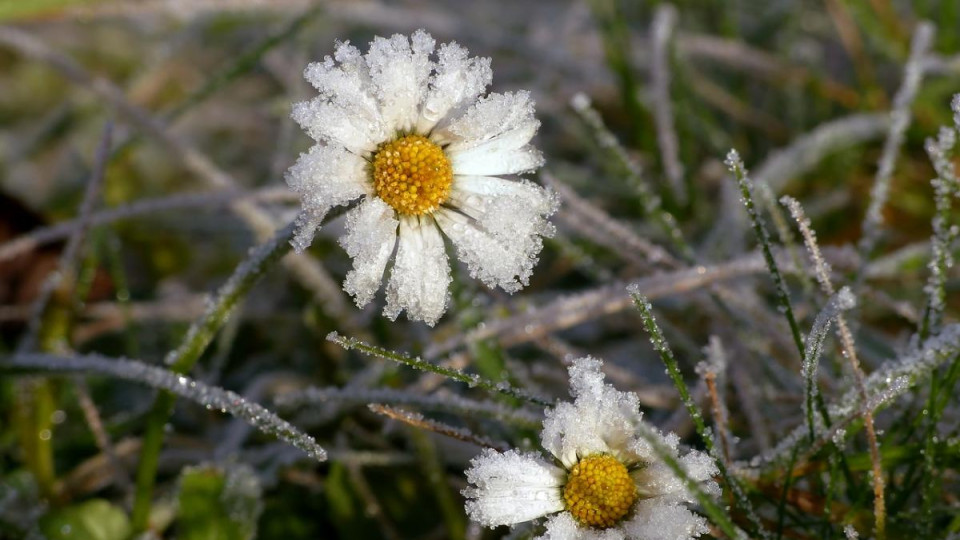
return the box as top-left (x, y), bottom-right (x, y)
top-left (541, 357), bottom-right (646, 468)
top-left (463, 449), bottom-right (565, 527)
top-left (781, 195), bottom-right (834, 292)
top-left (303, 42), bottom-right (384, 137)
top-left (441, 92), bottom-right (544, 175)
top-left (291, 98), bottom-right (384, 155)
top-left (952, 93), bottom-right (960, 129)
top-left (450, 176), bottom-right (557, 242)
top-left (801, 288), bottom-right (856, 423)
top-left (539, 513), bottom-right (591, 540)
top-left (439, 91), bottom-right (537, 147)
top-left (286, 30), bottom-right (553, 325)
top-left (340, 198), bottom-right (398, 307)
top-left (623, 500), bottom-right (710, 540)
top-left (435, 178), bottom-right (556, 293)
top-left (464, 356), bottom-right (717, 538)
top-left (858, 22), bottom-right (934, 261)
top-left (285, 146), bottom-right (371, 252)
top-left (365, 30), bottom-right (435, 132)
top-left (384, 217), bottom-right (451, 326)
top-left (747, 323), bottom-right (960, 469)
top-left (417, 41), bottom-right (492, 133)
top-left (436, 210), bottom-right (531, 293)
top-left (448, 122), bottom-right (545, 176)
top-left (6, 353), bottom-right (327, 461)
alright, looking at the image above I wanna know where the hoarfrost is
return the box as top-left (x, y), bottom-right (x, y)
top-left (285, 145), bottom-right (371, 252)
top-left (340, 197), bottom-right (398, 307)
top-left (383, 217), bottom-right (451, 326)
top-left (462, 449), bottom-right (565, 527)
top-left (4, 353), bottom-right (326, 461)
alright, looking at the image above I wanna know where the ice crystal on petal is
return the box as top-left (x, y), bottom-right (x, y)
top-left (285, 145), bottom-right (371, 252)
top-left (449, 129), bottom-right (545, 176)
top-left (624, 501), bottom-right (710, 540)
top-left (340, 197), bottom-right (398, 307)
top-left (384, 217), bottom-right (451, 326)
top-left (436, 178), bottom-right (556, 293)
top-left (463, 449), bottom-right (565, 527)
top-left (444, 92), bottom-right (544, 176)
top-left (539, 512), bottom-right (590, 540)
top-left (303, 42), bottom-right (383, 132)
top-left (442, 91), bottom-right (537, 146)
top-left (365, 30), bottom-right (435, 132)
top-left (417, 42), bottom-right (492, 133)
top-left (291, 98), bottom-right (384, 155)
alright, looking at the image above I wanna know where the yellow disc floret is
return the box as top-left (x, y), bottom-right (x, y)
top-left (372, 134), bottom-right (453, 215)
top-left (562, 454), bottom-right (637, 529)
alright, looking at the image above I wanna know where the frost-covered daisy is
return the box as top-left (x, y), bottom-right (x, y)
top-left (286, 30), bottom-right (557, 326)
top-left (464, 357), bottom-right (719, 540)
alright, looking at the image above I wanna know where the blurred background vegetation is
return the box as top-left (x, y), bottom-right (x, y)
top-left (1, 0), bottom-right (959, 539)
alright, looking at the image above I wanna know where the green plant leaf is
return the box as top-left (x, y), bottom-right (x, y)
top-left (39, 500), bottom-right (130, 540)
top-left (176, 464), bottom-right (263, 540)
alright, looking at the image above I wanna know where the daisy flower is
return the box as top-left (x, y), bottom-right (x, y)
top-left (285, 30), bottom-right (557, 326)
top-left (464, 357), bottom-right (719, 540)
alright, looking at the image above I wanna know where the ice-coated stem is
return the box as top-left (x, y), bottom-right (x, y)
top-left (857, 22), bottom-right (935, 267)
top-left (327, 332), bottom-right (552, 407)
top-left (2, 353), bottom-right (325, 459)
top-left (131, 218), bottom-right (297, 532)
top-left (634, 421), bottom-right (745, 540)
top-left (726, 150), bottom-right (806, 360)
top-left (631, 292), bottom-right (770, 539)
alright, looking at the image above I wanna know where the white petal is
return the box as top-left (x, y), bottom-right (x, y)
top-left (540, 357), bottom-right (645, 468)
top-left (339, 197), bottom-right (398, 307)
top-left (383, 217), bottom-right (451, 326)
top-left (434, 210), bottom-right (531, 294)
top-left (622, 500), bottom-right (710, 540)
top-left (365, 30), bottom-right (435, 132)
top-left (536, 513), bottom-right (582, 540)
top-left (680, 450), bottom-right (720, 492)
top-left (448, 122), bottom-right (544, 176)
top-left (303, 41), bottom-right (384, 134)
top-left (449, 176), bottom-right (557, 241)
top-left (536, 512), bottom-right (626, 540)
top-left (633, 462), bottom-right (686, 501)
top-left (435, 177), bottom-right (556, 293)
top-left (436, 91), bottom-right (537, 147)
top-left (634, 448), bottom-right (720, 501)
top-left (434, 91), bottom-right (543, 176)
top-left (416, 41), bottom-right (492, 133)
top-left (284, 145), bottom-right (371, 252)
top-left (464, 449), bottom-right (565, 528)
top-left (291, 98), bottom-right (385, 155)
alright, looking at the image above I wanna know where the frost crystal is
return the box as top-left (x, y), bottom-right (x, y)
top-left (463, 357), bottom-right (717, 540)
top-left (285, 30), bottom-right (555, 326)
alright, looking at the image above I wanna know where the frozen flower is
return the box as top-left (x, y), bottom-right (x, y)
top-left (286, 30), bottom-right (557, 326)
top-left (464, 357), bottom-right (718, 540)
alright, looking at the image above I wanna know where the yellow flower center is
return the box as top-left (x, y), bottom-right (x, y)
top-left (562, 454), bottom-right (637, 529)
top-left (372, 134), bottom-right (453, 215)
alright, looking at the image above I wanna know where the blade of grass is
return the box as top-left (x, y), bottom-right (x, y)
top-left (131, 218), bottom-right (297, 532)
top-left (327, 332), bottom-right (552, 408)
